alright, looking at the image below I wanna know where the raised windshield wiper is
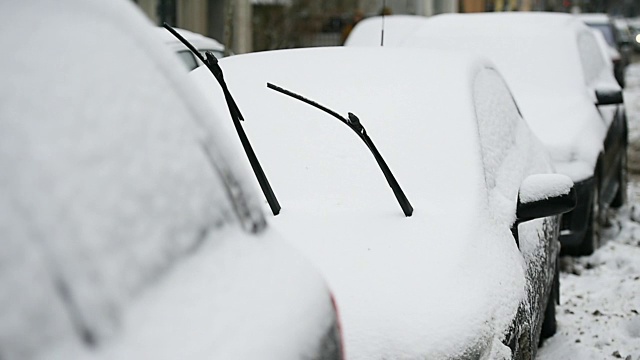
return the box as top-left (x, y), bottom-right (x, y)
top-left (267, 83), bottom-right (413, 217)
top-left (163, 23), bottom-right (280, 216)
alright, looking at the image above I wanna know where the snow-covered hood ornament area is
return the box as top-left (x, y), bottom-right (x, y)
top-left (190, 47), bottom-right (575, 359)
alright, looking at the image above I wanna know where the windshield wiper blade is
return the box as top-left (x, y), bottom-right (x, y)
top-left (163, 23), bottom-right (280, 216)
top-left (267, 82), bottom-right (413, 217)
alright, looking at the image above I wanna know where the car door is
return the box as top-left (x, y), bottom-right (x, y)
top-left (473, 67), bottom-right (558, 355)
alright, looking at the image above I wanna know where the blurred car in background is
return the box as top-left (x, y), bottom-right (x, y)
top-left (629, 18), bottom-right (640, 52)
top-left (0, 1), bottom-right (343, 360)
top-left (421, 13), bottom-right (626, 256)
top-left (156, 26), bottom-right (225, 70)
top-left (576, 13), bottom-right (630, 87)
top-left (347, 13), bottom-right (627, 256)
top-left (191, 46), bottom-right (575, 359)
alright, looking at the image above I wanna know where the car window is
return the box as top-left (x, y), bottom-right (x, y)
top-left (473, 68), bottom-right (521, 191)
top-left (587, 23), bottom-right (616, 46)
top-left (473, 68), bottom-right (544, 213)
top-left (177, 50), bottom-right (199, 70)
top-left (577, 30), bottom-right (606, 85)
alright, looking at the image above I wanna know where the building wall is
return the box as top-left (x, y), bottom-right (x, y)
top-left (357, 0), bottom-right (457, 16)
top-left (136, 0), bottom-right (160, 23)
top-left (177, 0), bottom-right (208, 34)
top-left (461, 0), bottom-right (486, 12)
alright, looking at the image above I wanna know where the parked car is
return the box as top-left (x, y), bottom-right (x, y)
top-left (191, 46), bottom-right (575, 359)
top-left (576, 13), bottom-right (631, 87)
top-left (349, 13), bottom-right (627, 256)
top-left (0, 1), bottom-right (343, 359)
top-left (156, 26), bottom-right (225, 70)
top-left (343, 15), bottom-right (427, 47)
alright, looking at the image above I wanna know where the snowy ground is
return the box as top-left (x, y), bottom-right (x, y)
top-left (537, 59), bottom-right (640, 359)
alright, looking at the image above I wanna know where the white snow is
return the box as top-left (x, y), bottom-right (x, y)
top-left (0, 1), bottom-right (334, 359)
top-left (348, 13), bottom-right (618, 183)
top-left (344, 15), bottom-right (427, 47)
top-left (519, 174), bottom-right (574, 204)
top-left (191, 47), bottom-right (559, 359)
top-left (538, 61), bottom-right (640, 360)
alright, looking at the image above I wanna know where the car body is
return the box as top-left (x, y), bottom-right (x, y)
top-left (156, 26), bottom-right (225, 70)
top-left (348, 12), bottom-right (627, 256)
top-left (0, 1), bottom-right (342, 359)
top-left (191, 46), bottom-right (575, 359)
top-left (576, 13), bottom-right (630, 87)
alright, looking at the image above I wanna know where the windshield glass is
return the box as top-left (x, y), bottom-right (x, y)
top-left (587, 23), bottom-right (616, 46)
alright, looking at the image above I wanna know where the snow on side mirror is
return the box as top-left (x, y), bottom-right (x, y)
top-left (516, 174), bottom-right (576, 223)
top-left (595, 89), bottom-right (624, 106)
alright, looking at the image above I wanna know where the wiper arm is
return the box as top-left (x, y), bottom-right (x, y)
top-left (163, 23), bottom-right (280, 216)
top-left (267, 83), bottom-right (413, 217)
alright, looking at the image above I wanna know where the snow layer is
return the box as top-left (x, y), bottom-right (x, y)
top-left (344, 15), bottom-right (427, 47)
top-left (0, 1), bottom-right (334, 359)
top-left (348, 13), bottom-right (618, 182)
top-left (519, 174), bottom-right (574, 204)
top-left (538, 59), bottom-right (640, 360)
top-left (191, 47), bottom-right (557, 359)
top-left (538, 207), bottom-right (640, 360)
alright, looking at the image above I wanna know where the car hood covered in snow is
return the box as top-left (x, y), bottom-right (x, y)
top-left (191, 47), bottom-right (528, 358)
top-left (0, 1), bottom-right (336, 359)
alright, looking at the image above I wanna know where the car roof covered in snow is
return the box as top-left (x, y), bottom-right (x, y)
top-left (0, 1), bottom-right (333, 359)
top-left (344, 15), bottom-right (427, 47)
top-left (191, 46), bottom-right (543, 358)
top-left (383, 12), bottom-right (615, 169)
top-left (405, 13), bottom-right (589, 96)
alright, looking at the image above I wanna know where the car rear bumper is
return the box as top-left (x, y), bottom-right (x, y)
top-left (559, 176), bottom-right (595, 248)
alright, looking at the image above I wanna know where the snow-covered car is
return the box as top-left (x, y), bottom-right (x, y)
top-left (577, 13), bottom-right (630, 87)
top-left (349, 13), bottom-right (627, 256)
top-left (343, 15), bottom-right (426, 47)
top-left (190, 46), bottom-right (576, 359)
top-left (0, 1), bottom-right (343, 360)
top-left (156, 26), bottom-right (225, 70)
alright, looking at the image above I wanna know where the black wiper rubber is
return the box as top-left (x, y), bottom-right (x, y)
top-left (267, 82), bottom-right (413, 217)
top-left (163, 23), bottom-right (280, 216)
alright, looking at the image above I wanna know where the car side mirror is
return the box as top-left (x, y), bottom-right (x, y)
top-left (516, 174), bottom-right (576, 224)
top-left (511, 174), bottom-right (576, 249)
top-left (596, 89), bottom-right (623, 106)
